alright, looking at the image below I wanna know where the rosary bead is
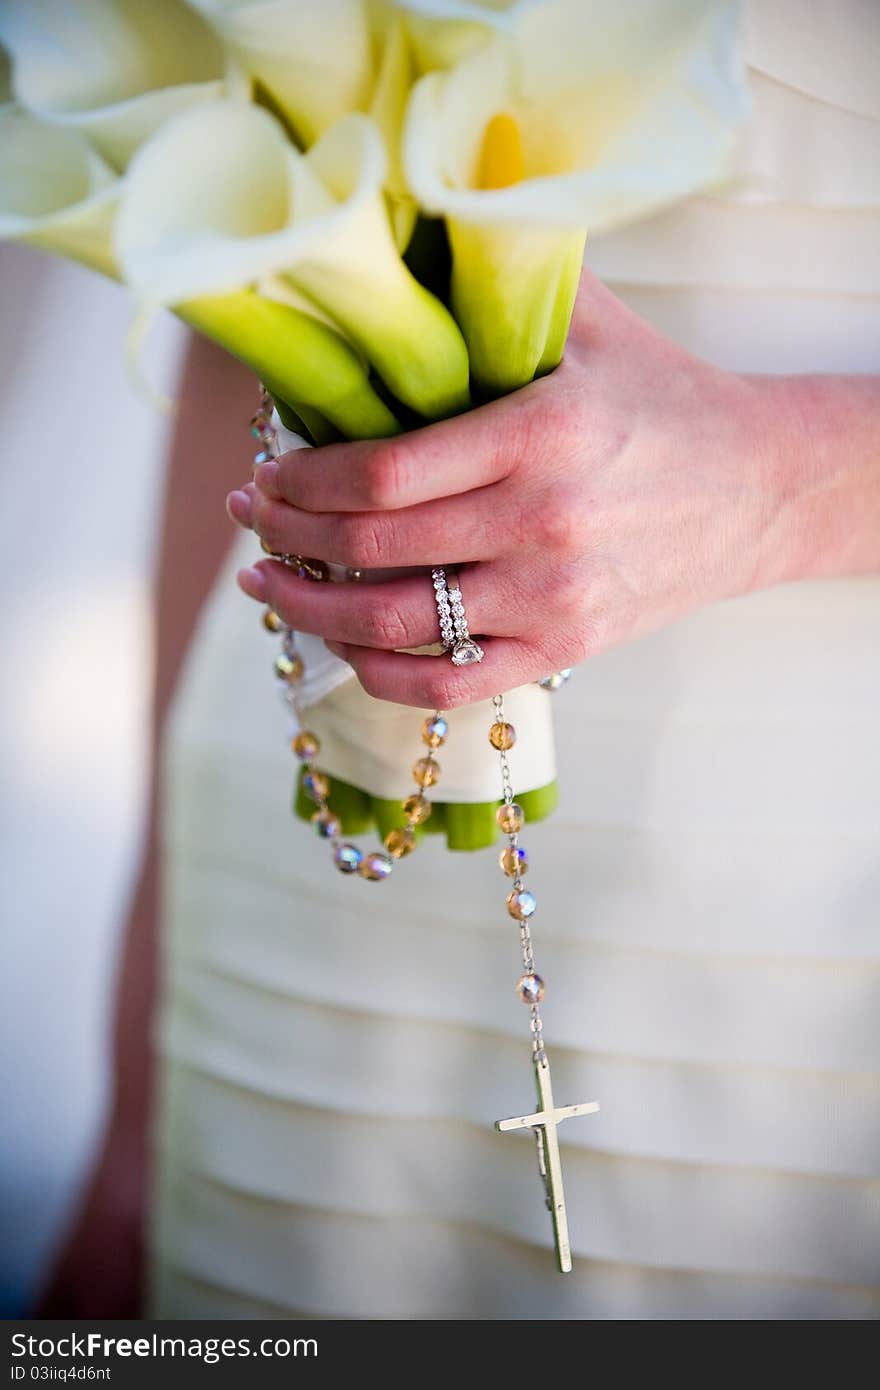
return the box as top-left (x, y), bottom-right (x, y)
top-left (507, 888), bottom-right (537, 921)
top-left (516, 973), bottom-right (545, 1004)
top-left (412, 757), bottom-right (440, 788)
top-left (275, 652), bottom-right (304, 683)
top-left (402, 793), bottom-right (432, 824)
top-left (334, 843), bottom-right (363, 874)
top-left (262, 609), bottom-right (284, 633)
top-left (496, 802), bottom-right (525, 834)
top-left (538, 668), bottom-right (572, 692)
top-left (385, 827), bottom-right (417, 859)
top-left (359, 851), bottom-right (394, 881)
top-left (292, 731), bottom-right (321, 760)
top-left (421, 715), bottom-right (448, 749)
top-left (500, 845), bottom-right (528, 877)
top-left (489, 721), bottom-right (516, 751)
top-left (311, 809), bottom-right (341, 839)
top-left (303, 770), bottom-right (330, 802)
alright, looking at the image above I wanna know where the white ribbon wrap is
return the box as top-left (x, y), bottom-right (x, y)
top-left (275, 416), bottom-right (557, 802)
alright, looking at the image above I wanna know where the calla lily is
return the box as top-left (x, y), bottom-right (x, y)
top-left (0, 0), bottom-right (226, 171)
top-left (0, 107), bottom-right (396, 439)
top-left (187, 0), bottom-right (373, 148)
top-left (397, 0), bottom-right (538, 72)
top-left (404, 0), bottom-right (748, 394)
top-left (117, 101), bottom-right (470, 419)
top-left (0, 107), bottom-right (119, 277)
top-left (189, 2), bottom-right (418, 247)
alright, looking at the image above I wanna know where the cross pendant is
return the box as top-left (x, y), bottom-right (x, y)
top-left (495, 1054), bottom-right (598, 1273)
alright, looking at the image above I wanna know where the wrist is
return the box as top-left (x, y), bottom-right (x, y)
top-left (746, 372), bottom-right (880, 588)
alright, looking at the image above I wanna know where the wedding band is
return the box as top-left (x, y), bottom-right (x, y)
top-left (431, 567), bottom-right (484, 666)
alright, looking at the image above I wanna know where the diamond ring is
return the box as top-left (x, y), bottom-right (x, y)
top-left (431, 568), bottom-right (484, 666)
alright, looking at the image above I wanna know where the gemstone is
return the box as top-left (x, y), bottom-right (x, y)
top-left (421, 715), bottom-right (448, 748)
top-left (496, 802), bottom-right (525, 833)
top-left (262, 609), bottom-right (283, 633)
top-left (292, 731), bottom-right (320, 760)
top-left (516, 973), bottom-right (545, 1005)
top-left (303, 770), bottom-right (330, 802)
top-left (500, 845), bottom-right (528, 877)
top-left (359, 851), bottom-right (393, 881)
top-left (507, 888), bottom-right (537, 921)
top-left (253, 449), bottom-right (273, 466)
top-left (402, 793), bottom-right (432, 824)
top-left (489, 721), bottom-right (516, 751)
top-left (275, 652), bottom-right (304, 683)
top-left (412, 757), bottom-right (440, 788)
top-left (539, 669), bottom-right (573, 692)
top-left (334, 843), bottom-right (363, 874)
top-left (311, 809), bottom-right (341, 839)
top-left (451, 639), bottom-right (484, 666)
top-left (385, 827), bottom-right (416, 859)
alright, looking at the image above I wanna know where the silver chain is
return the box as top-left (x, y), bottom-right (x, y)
top-left (494, 693), bottom-right (546, 1065)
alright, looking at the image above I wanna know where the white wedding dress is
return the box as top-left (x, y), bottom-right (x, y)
top-left (149, 1), bottom-right (880, 1319)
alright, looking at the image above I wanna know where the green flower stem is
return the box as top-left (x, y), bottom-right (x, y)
top-left (176, 290), bottom-right (400, 439)
top-left (295, 767), bottom-right (559, 851)
top-left (448, 224), bottom-right (585, 396)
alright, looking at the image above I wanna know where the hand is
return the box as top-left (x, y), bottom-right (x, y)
top-left (227, 271), bottom-right (811, 709)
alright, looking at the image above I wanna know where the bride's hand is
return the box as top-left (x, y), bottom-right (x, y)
top-left (227, 271), bottom-right (828, 709)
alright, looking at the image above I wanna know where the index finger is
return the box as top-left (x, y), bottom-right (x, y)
top-left (260, 385), bottom-right (540, 513)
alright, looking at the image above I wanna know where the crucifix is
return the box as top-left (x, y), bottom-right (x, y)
top-left (495, 1052), bottom-right (599, 1273)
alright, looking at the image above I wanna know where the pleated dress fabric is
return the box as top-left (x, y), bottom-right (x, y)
top-left (149, 2), bottom-right (880, 1319)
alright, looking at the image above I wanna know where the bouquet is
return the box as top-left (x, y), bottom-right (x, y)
top-left (0, 0), bottom-right (746, 852)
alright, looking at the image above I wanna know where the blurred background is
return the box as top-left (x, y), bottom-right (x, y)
top-left (0, 243), bottom-right (184, 1314)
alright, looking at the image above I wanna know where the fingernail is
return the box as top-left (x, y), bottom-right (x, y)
top-left (226, 490), bottom-right (253, 527)
top-left (237, 566), bottom-right (267, 601)
top-left (253, 460), bottom-right (280, 497)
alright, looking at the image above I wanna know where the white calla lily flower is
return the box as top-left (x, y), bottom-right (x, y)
top-left (187, 0), bottom-right (373, 148)
top-left (190, 3), bottom-right (418, 247)
top-left (117, 101), bottom-right (470, 419)
top-left (0, 107), bottom-right (396, 439)
top-left (0, 0), bottom-right (226, 171)
top-left (0, 107), bottom-right (119, 277)
top-left (397, 0), bottom-right (539, 72)
top-left (404, 0), bottom-right (748, 393)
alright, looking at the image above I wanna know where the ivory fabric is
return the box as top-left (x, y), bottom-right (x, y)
top-left (149, 2), bottom-right (880, 1319)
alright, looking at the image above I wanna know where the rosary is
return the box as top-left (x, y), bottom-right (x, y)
top-left (250, 390), bottom-right (598, 1273)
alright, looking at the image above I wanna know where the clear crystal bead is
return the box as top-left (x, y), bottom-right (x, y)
top-left (517, 973), bottom-right (545, 1004)
top-left (334, 843), bottom-right (363, 874)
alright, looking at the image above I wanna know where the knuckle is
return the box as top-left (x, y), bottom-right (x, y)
top-left (533, 487), bottom-right (583, 551)
top-left (361, 601), bottom-right (411, 650)
top-left (335, 513), bottom-right (387, 568)
top-left (424, 668), bottom-right (469, 711)
top-left (362, 440), bottom-right (414, 509)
